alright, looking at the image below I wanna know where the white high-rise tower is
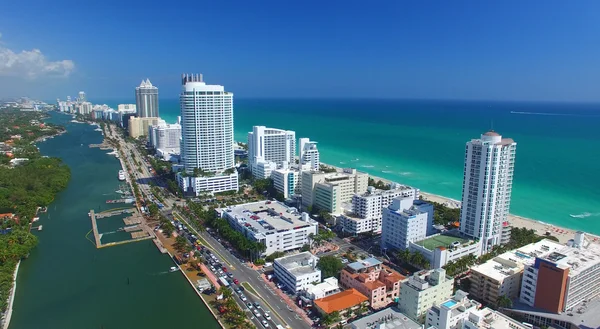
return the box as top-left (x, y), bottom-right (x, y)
top-left (135, 79), bottom-right (159, 117)
top-left (459, 130), bottom-right (516, 253)
top-left (299, 138), bottom-right (320, 171)
top-left (177, 74), bottom-right (238, 194)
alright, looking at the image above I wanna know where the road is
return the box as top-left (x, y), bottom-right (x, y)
top-left (107, 124), bottom-right (310, 329)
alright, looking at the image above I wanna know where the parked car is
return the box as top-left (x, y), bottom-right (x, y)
top-left (240, 294), bottom-right (247, 301)
top-left (233, 278), bottom-right (239, 285)
top-left (247, 303), bottom-right (253, 309)
top-left (261, 320), bottom-right (269, 328)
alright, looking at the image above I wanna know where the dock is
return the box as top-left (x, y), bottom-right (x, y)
top-left (95, 208), bottom-right (135, 219)
top-left (153, 238), bottom-right (168, 254)
top-left (88, 209), bottom-right (154, 249)
top-left (106, 198), bottom-right (134, 204)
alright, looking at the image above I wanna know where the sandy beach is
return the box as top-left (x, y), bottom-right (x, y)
top-left (324, 163), bottom-right (600, 245)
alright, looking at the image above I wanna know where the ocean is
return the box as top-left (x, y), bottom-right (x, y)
top-left (99, 98), bottom-right (600, 235)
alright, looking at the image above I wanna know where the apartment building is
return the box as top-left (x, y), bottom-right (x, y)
top-left (273, 252), bottom-right (321, 293)
top-left (128, 116), bottom-right (160, 138)
top-left (219, 200), bottom-right (318, 256)
top-left (469, 238), bottom-right (562, 306)
top-left (301, 168), bottom-right (368, 214)
top-left (299, 138), bottom-right (320, 171)
top-left (381, 196), bottom-right (434, 250)
top-left (399, 268), bottom-right (454, 323)
top-left (302, 277), bottom-right (340, 300)
top-left (340, 258), bottom-right (405, 309)
top-left (459, 131), bottom-right (517, 253)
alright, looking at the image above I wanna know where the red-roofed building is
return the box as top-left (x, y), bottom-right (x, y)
top-left (340, 258), bottom-right (406, 309)
top-left (314, 288), bottom-right (368, 316)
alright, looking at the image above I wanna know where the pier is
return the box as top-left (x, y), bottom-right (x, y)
top-left (88, 209), bottom-right (154, 249)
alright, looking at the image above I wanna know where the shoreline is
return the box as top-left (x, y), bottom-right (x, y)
top-left (0, 261), bottom-right (20, 329)
top-left (325, 162), bottom-right (600, 245)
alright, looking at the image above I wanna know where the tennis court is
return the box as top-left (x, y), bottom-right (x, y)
top-left (414, 234), bottom-right (469, 250)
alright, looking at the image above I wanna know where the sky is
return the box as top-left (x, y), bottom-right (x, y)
top-left (1, 0), bottom-right (600, 102)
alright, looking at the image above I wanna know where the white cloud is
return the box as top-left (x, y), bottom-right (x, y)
top-left (0, 33), bottom-right (75, 79)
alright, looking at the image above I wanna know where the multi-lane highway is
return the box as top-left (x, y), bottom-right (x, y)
top-left (107, 125), bottom-right (310, 329)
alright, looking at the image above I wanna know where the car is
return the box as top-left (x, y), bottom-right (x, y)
top-left (261, 320), bottom-right (269, 328)
top-left (264, 313), bottom-right (271, 321)
top-left (227, 272), bottom-right (234, 278)
top-left (253, 309), bottom-right (261, 317)
top-left (218, 270), bottom-right (223, 275)
top-left (234, 288), bottom-right (241, 294)
top-left (247, 303), bottom-right (253, 309)
top-left (341, 258), bottom-right (349, 264)
top-left (254, 302), bottom-right (261, 309)
top-left (233, 278), bottom-right (239, 284)
top-left (222, 267), bottom-right (227, 272)
top-left (240, 294), bottom-right (247, 301)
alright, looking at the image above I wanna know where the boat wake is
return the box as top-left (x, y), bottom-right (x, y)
top-left (569, 212), bottom-right (600, 219)
top-left (398, 172), bottom-right (413, 176)
top-left (350, 158), bottom-right (360, 162)
top-left (361, 165), bottom-right (375, 168)
top-left (339, 161), bottom-right (346, 164)
top-left (511, 111), bottom-right (600, 117)
top-left (381, 170), bottom-right (393, 174)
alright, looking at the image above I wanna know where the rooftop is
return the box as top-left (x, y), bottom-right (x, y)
top-left (357, 186), bottom-right (417, 198)
top-left (471, 239), bottom-right (564, 282)
top-left (414, 233), bottom-right (469, 251)
top-left (468, 308), bottom-right (530, 329)
top-left (349, 307), bottom-right (421, 329)
top-left (539, 239), bottom-right (600, 276)
top-left (304, 277), bottom-right (340, 296)
top-left (274, 252), bottom-right (320, 277)
top-left (223, 200), bottom-right (315, 237)
top-left (483, 130), bottom-right (500, 137)
top-left (508, 298), bottom-right (600, 328)
top-left (314, 288), bottom-right (368, 314)
top-left (347, 257), bottom-right (382, 272)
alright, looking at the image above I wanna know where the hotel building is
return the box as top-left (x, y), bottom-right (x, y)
top-left (128, 116), bottom-right (160, 138)
top-left (340, 257), bottom-right (405, 309)
top-left (301, 168), bottom-right (368, 214)
top-left (148, 120), bottom-right (181, 160)
top-left (272, 167), bottom-right (301, 199)
top-left (248, 126), bottom-right (296, 179)
top-left (219, 200), bottom-right (318, 256)
top-left (459, 131), bottom-right (516, 253)
top-left (177, 74), bottom-right (238, 194)
top-left (135, 79), bottom-right (159, 118)
top-left (273, 252), bottom-right (321, 293)
top-left (399, 268), bottom-right (454, 323)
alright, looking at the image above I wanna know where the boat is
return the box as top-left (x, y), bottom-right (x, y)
top-left (118, 170), bottom-right (126, 181)
top-left (169, 266), bottom-right (179, 272)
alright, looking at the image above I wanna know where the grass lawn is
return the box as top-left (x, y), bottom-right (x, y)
top-left (415, 234), bottom-right (469, 250)
top-left (241, 282), bottom-right (258, 296)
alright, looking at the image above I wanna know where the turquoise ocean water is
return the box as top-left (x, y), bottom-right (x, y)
top-left (100, 98), bottom-right (600, 234)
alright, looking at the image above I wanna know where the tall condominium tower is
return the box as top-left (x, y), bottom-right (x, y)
top-left (177, 74), bottom-right (238, 194)
top-left (459, 130), bottom-right (516, 253)
top-left (78, 91), bottom-right (86, 102)
top-left (135, 79), bottom-right (159, 117)
top-left (299, 138), bottom-right (320, 171)
top-left (248, 126), bottom-right (296, 178)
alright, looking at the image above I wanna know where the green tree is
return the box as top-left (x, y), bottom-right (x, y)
top-left (497, 295), bottom-right (513, 309)
top-left (174, 236), bottom-right (188, 252)
top-left (317, 255), bottom-right (344, 278)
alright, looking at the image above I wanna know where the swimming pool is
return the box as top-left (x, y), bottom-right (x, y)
top-left (442, 300), bottom-right (458, 308)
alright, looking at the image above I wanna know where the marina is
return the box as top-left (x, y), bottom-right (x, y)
top-left (88, 209), bottom-right (152, 249)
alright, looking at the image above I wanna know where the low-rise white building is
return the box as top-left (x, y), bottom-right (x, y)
top-left (340, 186), bottom-right (421, 235)
top-left (253, 160), bottom-right (279, 180)
top-left (301, 168), bottom-right (368, 214)
top-left (272, 167), bottom-right (301, 199)
top-left (399, 268), bottom-right (454, 323)
top-left (426, 290), bottom-right (481, 329)
top-left (177, 172), bottom-right (239, 195)
top-left (274, 252), bottom-right (321, 293)
top-left (219, 200), bottom-right (318, 256)
top-left (409, 234), bottom-right (482, 269)
top-left (381, 197), bottom-right (434, 250)
top-left (302, 277), bottom-right (340, 300)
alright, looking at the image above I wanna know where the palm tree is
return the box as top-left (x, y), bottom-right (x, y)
top-left (497, 295), bottom-right (513, 309)
top-left (218, 286), bottom-right (233, 300)
top-left (397, 249), bottom-right (411, 264)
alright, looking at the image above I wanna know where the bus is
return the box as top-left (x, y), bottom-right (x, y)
top-left (219, 276), bottom-right (230, 287)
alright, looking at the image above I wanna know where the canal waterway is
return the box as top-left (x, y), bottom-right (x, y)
top-left (9, 112), bottom-right (219, 329)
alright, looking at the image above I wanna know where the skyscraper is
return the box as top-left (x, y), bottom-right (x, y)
top-left (459, 130), bottom-right (516, 253)
top-left (177, 74), bottom-right (238, 194)
top-left (78, 91), bottom-right (86, 102)
top-left (135, 79), bottom-right (159, 117)
top-left (248, 126), bottom-right (296, 178)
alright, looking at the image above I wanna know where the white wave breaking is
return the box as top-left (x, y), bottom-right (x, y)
top-left (569, 212), bottom-right (600, 219)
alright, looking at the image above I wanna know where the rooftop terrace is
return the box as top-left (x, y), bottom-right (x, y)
top-left (274, 252), bottom-right (320, 276)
